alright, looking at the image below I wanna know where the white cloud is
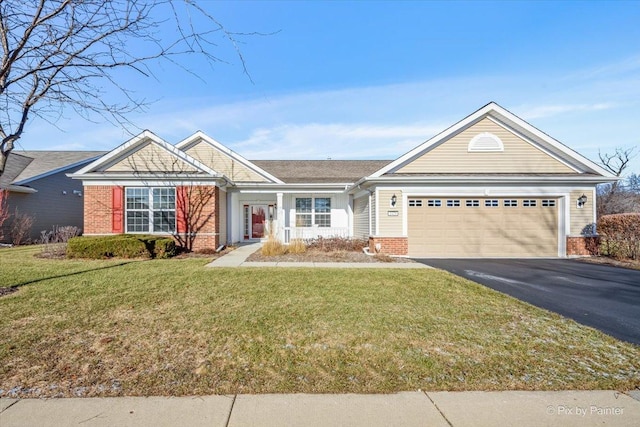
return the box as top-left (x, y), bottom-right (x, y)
top-left (17, 55), bottom-right (640, 173)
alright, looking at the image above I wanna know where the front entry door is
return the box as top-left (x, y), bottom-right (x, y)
top-left (251, 205), bottom-right (267, 239)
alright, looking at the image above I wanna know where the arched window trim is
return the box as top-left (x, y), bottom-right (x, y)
top-left (468, 132), bottom-right (504, 152)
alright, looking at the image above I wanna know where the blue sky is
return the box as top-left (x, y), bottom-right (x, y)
top-left (19, 1), bottom-right (640, 174)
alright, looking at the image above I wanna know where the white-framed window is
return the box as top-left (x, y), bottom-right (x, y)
top-left (446, 199), bottom-right (460, 207)
top-left (466, 199), bottom-right (480, 207)
top-left (125, 187), bottom-right (176, 233)
top-left (408, 199), bottom-right (423, 207)
top-left (427, 199), bottom-right (442, 207)
top-left (504, 200), bottom-right (518, 207)
top-left (523, 199), bottom-right (537, 207)
top-left (542, 199), bottom-right (556, 207)
top-left (484, 199), bottom-right (499, 207)
top-left (295, 197), bottom-right (331, 227)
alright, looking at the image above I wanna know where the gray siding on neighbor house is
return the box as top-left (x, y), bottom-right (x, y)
top-left (3, 168), bottom-right (86, 243)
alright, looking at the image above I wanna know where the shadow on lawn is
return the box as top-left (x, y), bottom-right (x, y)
top-left (1, 260), bottom-right (139, 294)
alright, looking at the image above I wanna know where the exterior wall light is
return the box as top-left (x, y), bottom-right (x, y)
top-left (577, 194), bottom-right (587, 208)
top-left (391, 194), bottom-right (397, 207)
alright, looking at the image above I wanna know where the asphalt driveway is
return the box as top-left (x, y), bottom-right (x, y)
top-left (414, 259), bottom-right (640, 345)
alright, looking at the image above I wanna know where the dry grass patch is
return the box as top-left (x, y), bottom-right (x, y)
top-left (0, 247), bottom-right (638, 398)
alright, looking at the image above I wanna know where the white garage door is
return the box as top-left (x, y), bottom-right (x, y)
top-left (408, 197), bottom-right (559, 257)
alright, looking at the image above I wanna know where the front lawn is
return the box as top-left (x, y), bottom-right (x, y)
top-left (0, 246), bottom-right (638, 397)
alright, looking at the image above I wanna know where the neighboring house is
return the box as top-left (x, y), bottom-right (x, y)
top-left (70, 102), bottom-right (617, 257)
top-left (0, 151), bottom-right (105, 242)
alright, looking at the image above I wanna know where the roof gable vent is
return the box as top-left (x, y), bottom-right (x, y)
top-left (468, 132), bottom-right (504, 152)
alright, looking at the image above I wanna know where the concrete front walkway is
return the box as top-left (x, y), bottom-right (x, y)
top-left (1, 391), bottom-right (639, 427)
top-left (206, 242), bottom-right (430, 268)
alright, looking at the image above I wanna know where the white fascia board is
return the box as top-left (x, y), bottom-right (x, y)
top-left (176, 131), bottom-right (284, 184)
top-left (362, 175), bottom-right (618, 185)
top-left (370, 102), bottom-right (497, 177)
top-left (370, 102), bottom-right (615, 179)
top-left (72, 130), bottom-right (220, 177)
top-left (12, 155), bottom-right (103, 186)
top-left (486, 104), bottom-right (615, 177)
top-left (2, 184), bottom-right (38, 193)
top-left (484, 116), bottom-right (581, 173)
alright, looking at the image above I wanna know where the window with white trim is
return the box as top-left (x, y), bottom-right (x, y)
top-left (542, 199), bottom-right (556, 207)
top-left (446, 199), bottom-right (460, 207)
top-left (503, 200), bottom-right (518, 207)
top-left (523, 200), bottom-right (537, 207)
top-left (484, 199), bottom-right (499, 207)
top-left (125, 187), bottom-right (176, 233)
top-left (408, 199), bottom-right (423, 207)
top-left (427, 199), bottom-right (442, 207)
top-left (295, 197), bottom-right (331, 227)
top-left (466, 200), bottom-right (480, 207)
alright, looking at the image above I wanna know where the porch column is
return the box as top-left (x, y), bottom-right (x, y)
top-left (276, 192), bottom-right (284, 242)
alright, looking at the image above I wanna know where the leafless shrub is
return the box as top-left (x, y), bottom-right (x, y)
top-left (39, 226), bottom-right (81, 258)
top-left (0, 190), bottom-right (9, 241)
top-left (307, 237), bottom-right (368, 252)
top-left (10, 209), bottom-right (34, 245)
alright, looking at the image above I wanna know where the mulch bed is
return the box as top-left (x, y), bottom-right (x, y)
top-left (576, 256), bottom-right (640, 271)
top-left (0, 287), bottom-right (18, 298)
top-left (246, 248), bottom-right (415, 263)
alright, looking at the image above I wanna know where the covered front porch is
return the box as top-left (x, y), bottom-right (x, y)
top-left (227, 190), bottom-right (351, 244)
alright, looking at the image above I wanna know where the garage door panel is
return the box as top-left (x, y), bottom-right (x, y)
top-left (408, 197), bottom-right (558, 257)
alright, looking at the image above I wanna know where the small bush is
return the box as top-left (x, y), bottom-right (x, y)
top-left (39, 225), bottom-right (81, 258)
top-left (261, 237), bottom-right (287, 256)
top-left (288, 238), bottom-right (306, 254)
top-left (10, 208), bottom-right (34, 245)
top-left (307, 237), bottom-right (368, 252)
top-left (597, 213), bottom-right (640, 260)
top-left (67, 235), bottom-right (176, 259)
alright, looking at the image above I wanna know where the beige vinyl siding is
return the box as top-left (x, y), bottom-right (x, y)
top-left (218, 189), bottom-right (227, 244)
top-left (570, 188), bottom-right (596, 235)
top-left (376, 189), bottom-right (403, 236)
top-left (184, 141), bottom-right (268, 182)
top-left (396, 118), bottom-right (575, 174)
top-left (104, 143), bottom-right (198, 173)
top-left (353, 195), bottom-right (370, 239)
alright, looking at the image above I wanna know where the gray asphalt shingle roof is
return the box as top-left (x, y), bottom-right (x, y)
top-left (252, 160), bottom-right (391, 183)
top-left (2, 151), bottom-right (105, 186)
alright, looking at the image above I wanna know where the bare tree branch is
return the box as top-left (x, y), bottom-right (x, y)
top-left (0, 0), bottom-right (265, 175)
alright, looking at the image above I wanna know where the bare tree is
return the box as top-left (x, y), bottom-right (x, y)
top-left (0, 0), bottom-right (260, 175)
top-left (597, 146), bottom-right (640, 216)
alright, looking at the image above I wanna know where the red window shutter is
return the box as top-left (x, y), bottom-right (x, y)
top-left (112, 186), bottom-right (124, 233)
top-left (176, 186), bottom-right (187, 234)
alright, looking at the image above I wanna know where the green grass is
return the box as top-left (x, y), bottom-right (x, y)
top-left (1, 246), bottom-right (638, 397)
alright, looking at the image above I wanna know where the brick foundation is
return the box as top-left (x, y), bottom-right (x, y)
top-left (566, 236), bottom-right (599, 256)
top-left (369, 236), bottom-right (408, 256)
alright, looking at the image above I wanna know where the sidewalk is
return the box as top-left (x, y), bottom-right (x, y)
top-left (206, 242), bottom-right (430, 268)
top-left (2, 390), bottom-right (639, 427)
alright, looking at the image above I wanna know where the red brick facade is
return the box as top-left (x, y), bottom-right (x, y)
top-left (368, 236), bottom-right (408, 256)
top-left (83, 186), bottom-right (115, 234)
top-left (83, 185), bottom-right (220, 252)
top-left (566, 236), bottom-right (599, 256)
